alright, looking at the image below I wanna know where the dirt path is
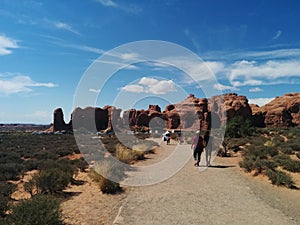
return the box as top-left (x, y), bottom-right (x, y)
top-left (113, 141), bottom-right (300, 225)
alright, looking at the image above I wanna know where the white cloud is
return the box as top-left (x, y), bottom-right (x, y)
top-left (227, 60), bottom-right (300, 87)
top-left (97, 0), bottom-right (118, 7)
top-left (162, 58), bottom-right (225, 83)
top-left (96, 0), bottom-right (142, 14)
top-left (89, 88), bottom-right (100, 93)
top-left (121, 77), bottom-right (176, 94)
top-left (121, 84), bottom-right (145, 93)
top-left (248, 98), bottom-right (274, 106)
top-left (55, 22), bottom-right (80, 35)
top-left (272, 30), bottom-right (282, 40)
top-left (0, 34), bottom-right (19, 55)
top-left (119, 52), bottom-right (139, 60)
top-left (249, 87), bottom-right (263, 92)
top-left (0, 74), bottom-right (57, 95)
top-left (139, 77), bottom-right (159, 86)
top-left (150, 80), bottom-right (176, 94)
top-left (213, 83), bottom-right (239, 91)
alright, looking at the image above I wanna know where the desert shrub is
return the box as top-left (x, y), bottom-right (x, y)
top-left (225, 116), bottom-right (256, 138)
top-left (116, 143), bottom-right (147, 163)
top-left (273, 154), bottom-right (291, 165)
top-left (239, 156), bottom-right (255, 172)
top-left (6, 194), bottom-right (65, 225)
top-left (245, 145), bottom-right (278, 159)
top-left (0, 151), bottom-right (22, 164)
top-left (281, 159), bottom-right (300, 172)
top-left (279, 146), bottom-right (293, 155)
top-left (0, 163), bottom-right (24, 181)
top-left (25, 168), bottom-right (72, 195)
top-left (116, 143), bottom-right (137, 164)
top-left (0, 182), bottom-right (17, 218)
top-left (239, 156), bottom-right (277, 174)
top-left (266, 169), bottom-right (295, 188)
top-left (71, 158), bottom-right (89, 172)
top-left (90, 160), bottom-right (123, 194)
top-left (286, 141), bottom-right (300, 152)
top-left (34, 151), bottom-right (57, 160)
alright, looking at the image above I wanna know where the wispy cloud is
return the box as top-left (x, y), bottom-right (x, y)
top-left (249, 87), bottom-right (263, 92)
top-left (160, 57), bottom-right (225, 83)
top-left (184, 28), bottom-right (201, 52)
top-left (272, 30), bottom-right (282, 40)
top-left (96, 0), bottom-right (142, 14)
top-left (97, 0), bottom-right (118, 7)
top-left (0, 34), bottom-right (19, 56)
top-left (89, 88), bottom-right (100, 93)
top-left (232, 48), bottom-right (300, 60)
top-left (213, 83), bottom-right (239, 91)
top-left (55, 22), bottom-right (80, 35)
top-left (227, 60), bottom-right (300, 87)
top-left (0, 74), bottom-right (57, 95)
top-left (121, 77), bottom-right (176, 94)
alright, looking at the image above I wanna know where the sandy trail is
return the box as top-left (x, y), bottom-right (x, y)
top-left (113, 141), bottom-right (300, 225)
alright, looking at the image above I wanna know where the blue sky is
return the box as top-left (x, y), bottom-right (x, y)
top-left (0, 0), bottom-right (300, 124)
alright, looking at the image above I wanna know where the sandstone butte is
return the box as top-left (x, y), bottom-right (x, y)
top-left (51, 92), bottom-right (300, 132)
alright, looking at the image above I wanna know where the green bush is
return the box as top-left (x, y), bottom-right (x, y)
top-left (279, 146), bottom-right (293, 155)
top-left (90, 160), bottom-right (123, 194)
top-left (273, 154), bottom-right (291, 165)
top-left (281, 159), bottom-right (300, 172)
top-left (0, 182), bottom-right (17, 218)
top-left (71, 158), bottom-right (88, 172)
top-left (239, 156), bottom-right (255, 172)
top-left (25, 168), bottom-right (72, 195)
top-left (5, 194), bottom-right (65, 225)
top-left (225, 116), bottom-right (256, 138)
top-left (0, 163), bottom-right (24, 181)
top-left (266, 169), bottom-right (295, 188)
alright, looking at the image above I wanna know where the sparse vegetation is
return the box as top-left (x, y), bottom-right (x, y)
top-left (0, 132), bottom-right (88, 221)
top-left (4, 194), bottom-right (66, 225)
top-left (266, 169), bottom-right (295, 188)
top-left (89, 159), bottom-right (123, 194)
top-left (223, 125), bottom-right (300, 188)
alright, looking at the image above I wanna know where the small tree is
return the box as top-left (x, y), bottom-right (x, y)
top-left (225, 116), bottom-right (256, 138)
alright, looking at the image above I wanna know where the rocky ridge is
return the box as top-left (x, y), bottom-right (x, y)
top-left (52, 92), bottom-right (300, 132)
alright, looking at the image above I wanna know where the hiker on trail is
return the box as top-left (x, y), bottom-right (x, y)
top-left (191, 130), bottom-right (204, 167)
top-left (177, 131), bottom-right (183, 144)
top-left (162, 131), bottom-right (171, 145)
top-left (204, 130), bottom-right (213, 167)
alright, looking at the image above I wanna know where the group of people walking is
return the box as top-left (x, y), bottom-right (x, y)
top-left (162, 129), bottom-right (213, 167)
top-left (191, 130), bottom-right (213, 167)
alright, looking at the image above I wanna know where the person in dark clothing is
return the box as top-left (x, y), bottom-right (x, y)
top-left (191, 131), bottom-right (204, 167)
top-left (204, 130), bottom-right (213, 167)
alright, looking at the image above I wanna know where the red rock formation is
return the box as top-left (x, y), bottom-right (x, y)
top-left (253, 93), bottom-right (300, 127)
top-left (53, 92), bottom-right (300, 132)
top-left (122, 105), bottom-right (166, 130)
top-left (53, 108), bottom-right (72, 131)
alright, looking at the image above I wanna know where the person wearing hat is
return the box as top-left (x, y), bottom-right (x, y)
top-left (191, 130), bottom-right (204, 166)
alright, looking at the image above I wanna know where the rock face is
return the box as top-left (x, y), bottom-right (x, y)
top-left (252, 93), bottom-right (300, 127)
top-left (164, 94), bottom-right (209, 131)
top-left (122, 105), bottom-right (166, 130)
top-left (53, 92), bottom-right (300, 132)
top-left (53, 108), bottom-right (72, 131)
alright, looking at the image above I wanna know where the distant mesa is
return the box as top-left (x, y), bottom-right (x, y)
top-left (51, 92), bottom-right (300, 133)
